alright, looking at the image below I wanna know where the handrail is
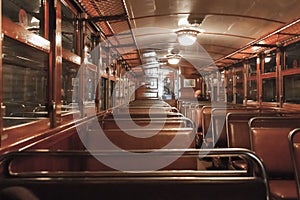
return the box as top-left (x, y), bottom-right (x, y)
top-left (0, 149), bottom-right (270, 200)
top-left (99, 116), bottom-right (195, 130)
top-left (0, 148), bottom-right (267, 177)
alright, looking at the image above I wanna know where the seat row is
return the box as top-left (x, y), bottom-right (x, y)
top-left (0, 149), bottom-right (269, 200)
top-left (179, 101), bottom-right (300, 200)
top-left (196, 105), bottom-right (300, 200)
top-left (0, 100), bottom-right (270, 199)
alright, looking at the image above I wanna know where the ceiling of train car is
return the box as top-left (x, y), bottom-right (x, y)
top-left (77, 0), bottom-right (300, 75)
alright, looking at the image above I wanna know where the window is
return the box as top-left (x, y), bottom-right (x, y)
top-left (3, 37), bottom-right (48, 127)
top-left (246, 58), bottom-right (257, 102)
top-left (160, 68), bottom-right (177, 100)
top-left (61, 59), bottom-right (80, 113)
top-left (226, 69), bottom-right (233, 103)
top-left (110, 80), bottom-right (115, 108)
top-left (264, 52), bottom-right (276, 73)
top-left (247, 80), bottom-right (257, 101)
top-left (101, 78), bottom-right (108, 110)
top-left (183, 79), bottom-right (195, 87)
top-left (285, 42), bottom-right (300, 70)
top-left (61, 2), bottom-right (77, 52)
top-left (284, 74), bottom-right (300, 104)
top-left (262, 78), bottom-right (276, 102)
top-left (235, 69), bottom-right (244, 104)
top-left (83, 65), bottom-right (97, 102)
top-left (3, 0), bottom-right (45, 36)
top-left (248, 58), bottom-right (257, 76)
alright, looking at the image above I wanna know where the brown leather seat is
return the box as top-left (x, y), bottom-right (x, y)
top-left (288, 128), bottom-right (300, 200)
top-left (250, 117), bottom-right (300, 200)
top-left (226, 112), bottom-right (282, 169)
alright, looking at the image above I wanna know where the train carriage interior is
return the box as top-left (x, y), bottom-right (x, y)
top-left (1, 0), bottom-right (300, 199)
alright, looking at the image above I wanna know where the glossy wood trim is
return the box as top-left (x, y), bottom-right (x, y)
top-left (261, 72), bottom-right (276, 79)
top-left (55, 1), bottom-right (63, 126)
top-left (2, 119), bottom-right (50, 148)
top-left (261, 102), bottom-right (280, 107)
top-left (0, 111), bottom-right (103, 153)
top-left (257, 56), bottom-right (262, 105)
top-left (276, 48), bottom-right (281, 105)
top-left (48, 0), bottom-right (63, 127)
top-left (0, 120), bottom-right (73, 154)
top-left (2, 16), bottom-right (50, 53)
top-left (247, 76), bottom-right (257, 81)
top-left (277, 48), bottom-right (283, 107)
top-left (44, 0), bottom-right (50, 40)
top-left (243, 63), bottom-right (247, 105)
top-left (61, 112), bottom-right (80, 124)
top-left (282, 68), bottom-right (300, 76)
top-left (283, 36), bottom-right (300, 48)
top-left (101, 74), bottom-right (109, 79)
top-left (62, 48), bottom-right (81, 65)
top-left (282, 103), bottom-right (300, 111)
top-left (245, 101), bottom-right (259, 106)
top-left (0, 0), bottom-right (3, 145)
top-left (61, 0), bottom-right (80, 16)
top-left (101, 73), bottom-right (117, 81)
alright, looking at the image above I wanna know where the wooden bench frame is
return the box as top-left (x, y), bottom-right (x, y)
top-left (86, 127), bottom-right (196, 150)
top-left (0, 149), bottom-right (269, 200)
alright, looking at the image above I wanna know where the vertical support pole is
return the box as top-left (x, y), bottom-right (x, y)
top-left (243, 62), bottom-right (248, 106)
top-left (257, 56), bottom-right (262, 106)
top-left (49, 0), bottom-right (62, 127)
top-left (78, 13), bottom-right (86, 117)
top-left (277, 47), bottom-right (283, 108)
top-left (0, 0), bottom-right (3, 145)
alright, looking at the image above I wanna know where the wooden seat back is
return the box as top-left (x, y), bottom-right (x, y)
top-left (0, 149), bottom-right (269, 200)
top-left (250, 117), bottom-right (300, 177)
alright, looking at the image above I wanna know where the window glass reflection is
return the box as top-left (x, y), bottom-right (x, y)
top-left (262, 78), bottom-right (276, 102)
top-left (247, 80), bottom-right (257, 101)
top-left (62, 2), bottom-right (77, 52)
top-left (235, 70), bottom-right (244, 104)
top-left (264, 52), bottom-right (276, 73)
top-left (248, 58), bottom-right (257, 76)
top-left (3, 0), bottom-right (44, 36)
top-left (284, 75), bottom-right (300, 104)
top-left (226, 69), bottom-right (233, 103)
top-left (62, 59), bottom-right (79, 113)
top-left (3, 37), bottom-right (48, 127)
top-left (285, 42), bottom-right (300, 70)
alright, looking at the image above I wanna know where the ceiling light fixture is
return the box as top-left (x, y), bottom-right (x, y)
top-left (176, 15), bottom-right (205, 46)
top-left (176, 29), bottom-right (200, 46)
top-left (264, 56), bottom-right (272, 63)
top-left (167, 54), bottom-right (181, 65)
